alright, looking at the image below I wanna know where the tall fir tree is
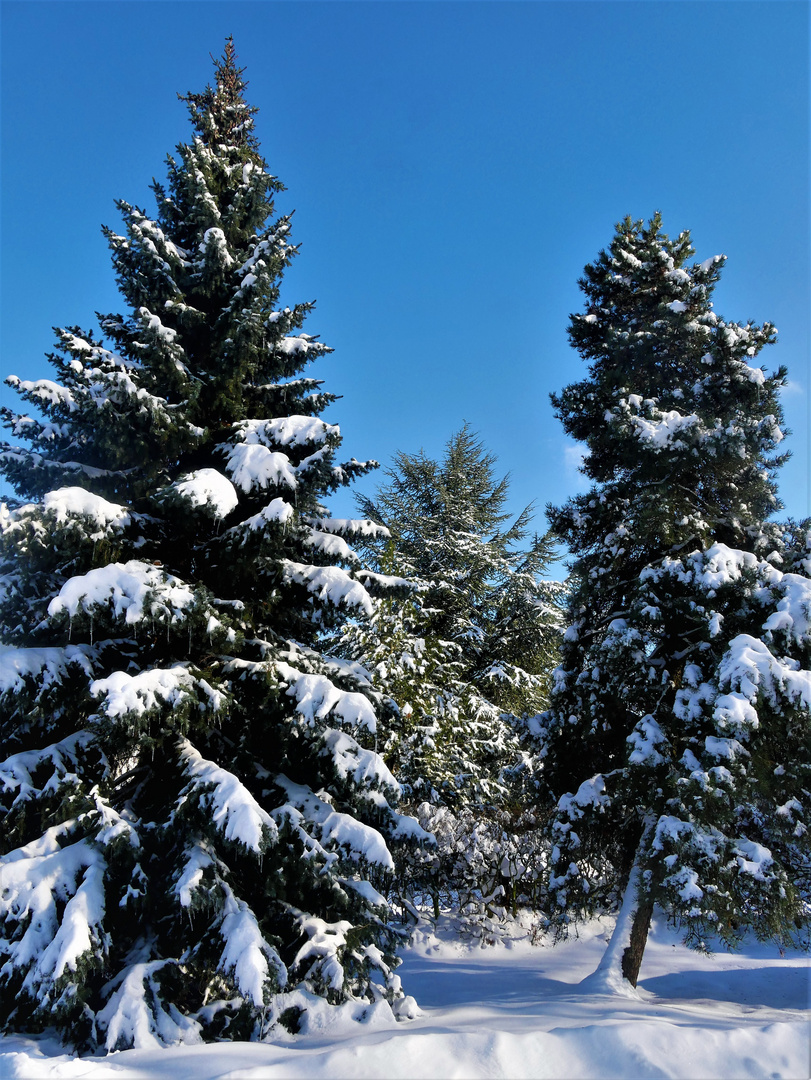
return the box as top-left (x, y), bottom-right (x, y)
top-left (542, 214), bottom-right (810, 990)
top-left (0, 42), bottom-right (427, 1050)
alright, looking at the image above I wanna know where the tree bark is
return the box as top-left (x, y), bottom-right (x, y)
top-left (621, 893), bottom-right (654, 987)
top-left (579, 815), bottom-right (656, 996)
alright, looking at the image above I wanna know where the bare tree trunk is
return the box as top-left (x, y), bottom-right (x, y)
top-left (579, 815), bottom-right (655, 996)
top-left (621, 893), bottom-right (654, 987)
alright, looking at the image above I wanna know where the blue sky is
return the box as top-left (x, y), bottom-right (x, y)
top-left (2, 1), bottom-right (809, 553)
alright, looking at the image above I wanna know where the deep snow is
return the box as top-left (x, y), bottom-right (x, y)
top-left (1, 913), bottom-right (808, 1079)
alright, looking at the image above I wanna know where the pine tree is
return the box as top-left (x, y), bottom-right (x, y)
top-left (0, 42), bottom-right (426, 1050)
top-left (542, 214), bottom-right (810, 991)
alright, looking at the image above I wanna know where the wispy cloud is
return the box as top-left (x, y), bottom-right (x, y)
top-left (564, 443), bottom-right (588, 481)
top-left (779, 379), bottom-right (805, 397)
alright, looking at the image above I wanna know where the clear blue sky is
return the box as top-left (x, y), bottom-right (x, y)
top-left (2, 1), bottom-right (809, 551)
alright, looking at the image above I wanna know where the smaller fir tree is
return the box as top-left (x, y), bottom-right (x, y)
top-left (349, 424), bottom-right (564, 806)
top-left (341, 428), bottom-right (563, 931)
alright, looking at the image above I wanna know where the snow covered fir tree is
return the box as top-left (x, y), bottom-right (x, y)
top-left (541, 214), bottom-right (810, 989)
top-left (0, 42), bottom-right (430, 1050)
top-left (346, 425), bottom-right (564, 805)
top-left (339, 428), bottom-right (564, 931)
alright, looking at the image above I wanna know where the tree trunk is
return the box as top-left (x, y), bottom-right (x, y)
top-left (621, 893), bottom-right (654, 987)
top-left (579, 816), bottom-right (655, 996)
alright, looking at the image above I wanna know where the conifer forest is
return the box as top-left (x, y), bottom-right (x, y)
top-left (0, 43), bottom-right (808, 1064)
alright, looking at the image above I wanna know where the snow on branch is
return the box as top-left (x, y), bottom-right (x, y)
top-left (177, 738), bottom-right (279, 853)
top-left (321, 728), bottom-right (398, 793)
top-left (630, 408), bottom-right (700, 451)
top-left (280, 561), bottom-right (374, 616)
top-left (0, 644), bottom-right (94, 698)
top-left (718, 634), bottom-right (811, 712)
top-left (247, 416), bottom-right (338, 449)
top-left (0, 834), bottom-right (106, 1000)
top-left (354, 569), bottom-right (418, 593)
top-left (42, 487), bottom-right (131, 535)
top-left (217, 881), bottom-right (286, 1005)
top-left (289, 911), bottom-right (354, 992)
top-left (48, 561), bottom-right (195, 627)
top-left (0, 447), bottom-right (125, 482)
top-left (557, 774), bottom-right (610, 820)
top-left (303, 516), bottom-right (390, 540)
top-left (91, 665), bottom-right (225, 723)
top-left (273, 660), bottom-right (378, 733)
top-left (627, 715), bottom-right (668, 766)
top-left (169, 469), bottom-right (239, 519)
top-left (763, 572), bottom-right (811, 647)
top-left (274, 776), bottom-right (394, 871)
top-left (174, 842), bottom-right (216, 909)
top-left (97, 960), bottom-right (202, 1051)
top-left (303, 528), bottom-right (358, 564)
top-left (223, 443), bottom-right (297, 494)
top-left (226, 497), bottom-right (294, 539)
top-left (6, 377), bottom-right (77, 413)
top-left (0, 730), bottom-right (94, 811)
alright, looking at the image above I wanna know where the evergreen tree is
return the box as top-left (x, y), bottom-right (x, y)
top-left (542, 214), bottom-right (810, 990)
top-left (339, 576), bottom-right (466, 806)
top-left (0, 42), bottom-right (426, 1050)
top-left (340, 429), bottom-right (563, 933)
top-left (349, 425), bottom-right (564, 806)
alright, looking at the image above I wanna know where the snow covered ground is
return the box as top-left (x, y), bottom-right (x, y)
top-left (2, 913), bottom-right (808, 1079)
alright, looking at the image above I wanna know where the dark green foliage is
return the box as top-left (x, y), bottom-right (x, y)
top-left (338, 428), bottom-right (563, 934)
top-left (542, 214), bottom-right (810, 967)
top-left (346, 424), bottom-right (564, 806)
top-left (0, 42), bottom-right (424, 1050)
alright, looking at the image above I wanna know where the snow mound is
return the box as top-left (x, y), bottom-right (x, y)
top-left (1, 914), bottom-right (806, 1079)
